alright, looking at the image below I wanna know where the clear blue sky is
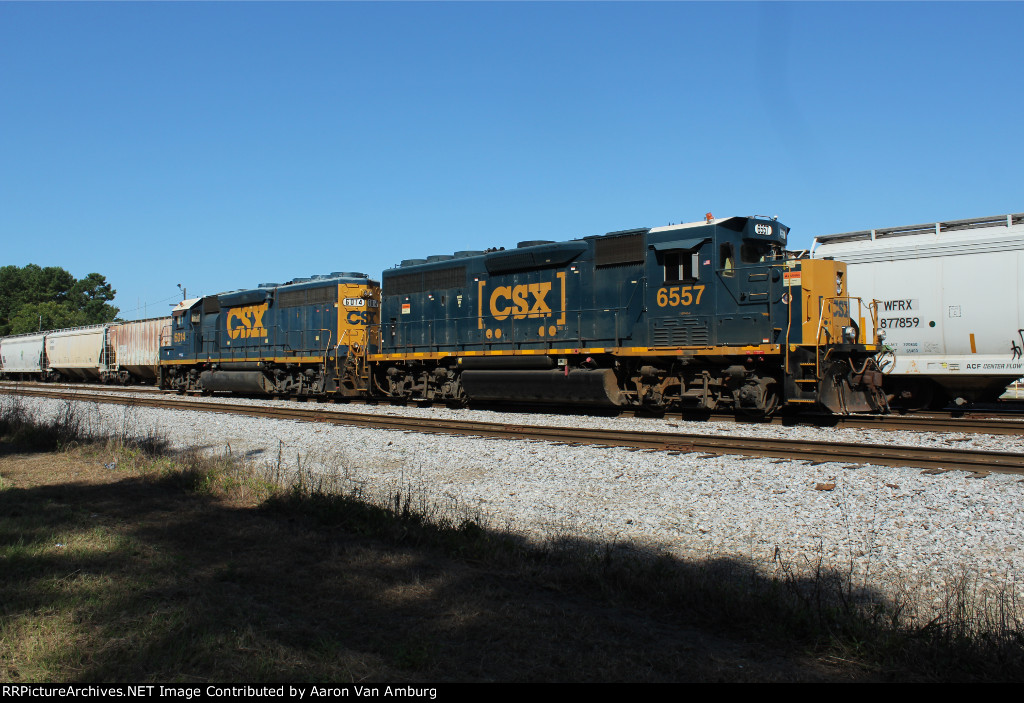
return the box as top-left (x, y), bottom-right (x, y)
top-left (2, 1), bottom-right (1021, 320)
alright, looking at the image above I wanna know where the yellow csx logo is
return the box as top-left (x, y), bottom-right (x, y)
top-left (489, 282), bottom-right (552, 320)
top-left (226, 303), bottom-right (268, 340)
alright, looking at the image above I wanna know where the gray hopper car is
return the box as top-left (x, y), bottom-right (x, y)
top-left (813, 213), bottom-right (1024, 408)
top-left (0, 318), bottom-right (170, 384)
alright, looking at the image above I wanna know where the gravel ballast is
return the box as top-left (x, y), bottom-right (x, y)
top-left (9, 392), bottom-right (1024, 613)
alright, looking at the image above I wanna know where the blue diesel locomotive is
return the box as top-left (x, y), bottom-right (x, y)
top-left (158, 215), bottom-right (887, 415)
top-left (375, 215), bottom-right (885, 414)
top-left (159, 273), bottom-right (380, 397)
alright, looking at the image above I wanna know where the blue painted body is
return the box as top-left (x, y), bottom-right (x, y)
top-left (380, 216), bottom-right (791, 353)
top-left (158, 273), bottom-right (381, 396)
top-left (162, 274), bottom-right (376, 364)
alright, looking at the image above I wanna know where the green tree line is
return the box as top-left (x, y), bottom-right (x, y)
top-left (0, 264), bottom-right (119, 336)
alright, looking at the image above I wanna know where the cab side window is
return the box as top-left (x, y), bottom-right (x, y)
top-left (719, 243), bottom-right (735, 277)
top-left (664, 251), bottom-right (699, 283)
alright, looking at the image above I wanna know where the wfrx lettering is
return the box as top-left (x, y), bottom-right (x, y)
top-left (882, 299), bottom-right (918, 311)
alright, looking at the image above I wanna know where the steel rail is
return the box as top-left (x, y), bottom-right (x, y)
top-left (767, 413), bottom-right (1024, 436)
top-left (4, 381), bottom-right (1024, 434)
top-left (4, 387), bottom-right (1023, 475)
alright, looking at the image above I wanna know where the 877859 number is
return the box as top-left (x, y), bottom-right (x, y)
top-left (880, 317), bottom-right (919, 328)
top-left (657, 285), bottom-right (706, 308)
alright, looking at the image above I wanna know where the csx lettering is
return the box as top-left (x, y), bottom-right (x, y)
top-left (490, 282), bottom-right (552, 321)
top-left (347, 310), bottom-right (375, 325)
top-left (226, 303), bottom-right (268, 340)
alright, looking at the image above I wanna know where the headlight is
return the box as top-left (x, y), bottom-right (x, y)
top-left (877, 329), bottom-right (887, 342)
top-left (842, 326), bottom-right (857, 343)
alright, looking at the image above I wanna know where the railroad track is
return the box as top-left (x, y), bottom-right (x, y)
top-left (4, 381), bottom-right (1023, 435)
top-left (4, 386), bottom-right (1024, 475)
top-left (764, 411), bottom-right (1024, 435)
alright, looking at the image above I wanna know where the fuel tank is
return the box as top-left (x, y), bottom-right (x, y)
top-left (460, 368), bottom-right (624, 406)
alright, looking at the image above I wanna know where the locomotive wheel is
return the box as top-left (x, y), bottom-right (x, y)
top-left (736, 390), bottom-right (779, 420)
top-left (735, 378), bottom-right (779, 419)
top-left (639, 394), bottom-right (669, 416)
top-left (636, 402), bottom-right (667, 418)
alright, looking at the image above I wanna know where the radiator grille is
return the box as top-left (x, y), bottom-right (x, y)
top-left (595, 233), bottom-right (645, 267)
top-left (384, 266), bottom-right (466, 295)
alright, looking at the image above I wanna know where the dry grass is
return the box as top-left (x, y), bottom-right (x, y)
top-left (1, 447), bottom-right (813, 682)
top-left (1, 397), bottom-right (1023, 682)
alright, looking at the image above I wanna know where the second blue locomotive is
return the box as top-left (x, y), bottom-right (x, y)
top-left (376, 214), bottom-right (885, 414)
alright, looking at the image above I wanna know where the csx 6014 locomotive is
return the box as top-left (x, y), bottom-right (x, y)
top-left (157, 215), bottom-right (887, 416)
top-left (159, 273), bottom-right (380, 397)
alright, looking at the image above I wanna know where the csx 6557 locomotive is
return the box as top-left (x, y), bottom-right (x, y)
top-left (157, 214), bottom-right (887, 416)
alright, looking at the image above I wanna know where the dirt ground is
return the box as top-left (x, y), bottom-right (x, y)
top-left (0, 445), bottom-right (873, 682)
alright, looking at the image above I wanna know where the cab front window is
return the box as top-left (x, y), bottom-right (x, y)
top-left (740, 241), bottom-right (781, 264)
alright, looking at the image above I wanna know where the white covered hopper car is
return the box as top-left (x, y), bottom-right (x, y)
top-left (0, 333), bottom-right (48, 380)
top-left (0, 317), bottom-right (170, 384)
top-left (813, 213), bottom-right (1024, 407)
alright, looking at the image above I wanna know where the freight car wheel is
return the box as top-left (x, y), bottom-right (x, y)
top-left (890, 378), bottom-right (935, 412)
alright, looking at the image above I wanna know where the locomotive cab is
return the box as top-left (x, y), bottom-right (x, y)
top-left (645, 216), bottom-right (788, 351)
top-left (163, 298), bottom-right (203, 357)
top-left (642, 218), bottom-right (884, 414)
